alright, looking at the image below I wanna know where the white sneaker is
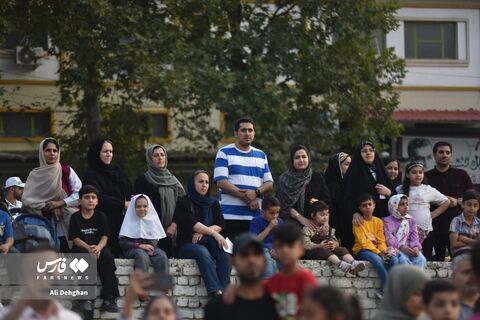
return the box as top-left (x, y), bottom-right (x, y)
top-left (339, 261), bottom-right (352, 273)
top-left (350, 261), bottom-right (366, 275)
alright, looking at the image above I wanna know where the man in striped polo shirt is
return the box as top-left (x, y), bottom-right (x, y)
top-left (214, 118), bottom-right (273, 240)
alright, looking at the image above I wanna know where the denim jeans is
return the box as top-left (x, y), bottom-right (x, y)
top-left (178, 242), bottom-right (231, 293)
top-left (389, 251), bottom-right (427, 269)
top-left (263, 248), bottom-right (277, 279)
top-left (357, 249), bottom-right (388, 286)
top-left (123, 247), bottom-right (169, 274)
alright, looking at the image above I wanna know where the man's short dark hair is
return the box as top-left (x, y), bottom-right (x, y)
top-left (262, 196), bottom-right (281, 211)
top-left (422, 279), bottom-right (458, 305)
top-left (272, 222), bottom-right (302, 245)
top-left (463, 189), bottom-right (480, 203)
top-left (407, 138), bottom-right (431, 157)
top-left (234, 118), bottom-right (254, 131)
top-left (433, 141), bottom-right (452, 154)
top-left (357, 193), bottom-right (375, 206)
top-left (79, 185), bottom-right (99, 198)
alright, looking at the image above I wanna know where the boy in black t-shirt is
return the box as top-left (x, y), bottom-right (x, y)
top-left (69, 185), bottom-right (119, 313)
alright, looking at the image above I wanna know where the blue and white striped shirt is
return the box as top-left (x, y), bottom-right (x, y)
top-left (214, 144), bottom-right (273, 220)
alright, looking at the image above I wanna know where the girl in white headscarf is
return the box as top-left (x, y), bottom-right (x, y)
top-left (382, 194), bottom-right (426, 269)
top-left (119, 194), bottom-right (169, 276)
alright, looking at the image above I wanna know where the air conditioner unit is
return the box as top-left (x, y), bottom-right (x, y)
top-left (15, 46), bottom-right (44, 67)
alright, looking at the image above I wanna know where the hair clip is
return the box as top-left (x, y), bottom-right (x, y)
top-left (309, 198), bottom-right (319, 205)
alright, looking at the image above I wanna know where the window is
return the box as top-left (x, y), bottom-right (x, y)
top-left (0, 112), bottom-right (51, 138)
top-left (150, 113), bottom-right (169, 138)
top-left (374, 30), bottom-right (387, 52)
top-left (222, 113), bottom-right (236, 140)
top-left (404, 21), bottom-right (457, 59)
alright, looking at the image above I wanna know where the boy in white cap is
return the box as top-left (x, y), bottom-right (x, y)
top-left (3, 177), bottom-right (24, 211)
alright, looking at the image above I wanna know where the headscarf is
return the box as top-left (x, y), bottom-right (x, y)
top-left (324, 152), bottom-right (350, 200)
top-left (373, 265), bottom-right (428, 320)
top-left (388, 194), bottom-right (412, 220)
top-left (22, 138), bottom-right (76, 246)
top-left (343, 141), bottom-right (394, 217)
top-left (144, 144), bottom-right (185, 228)
top-left (119, 194), bottom-right (166, 240)
top-left (388, 194), bottom-right (411, 247)
top-left (22, 138), bottom-right (64, 211)
top-left (187, 171), bottom-right (215, 226)
top-left (276, 145), bottom-right (313, 218)
top-left (87, 138), bottom-right (125, 182)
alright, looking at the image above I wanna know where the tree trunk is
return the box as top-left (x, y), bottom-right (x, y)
top-left (83, 63), bottom-right (102, 144)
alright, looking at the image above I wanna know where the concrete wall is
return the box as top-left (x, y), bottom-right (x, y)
top-left (81, 259), bottom-right (450, 320)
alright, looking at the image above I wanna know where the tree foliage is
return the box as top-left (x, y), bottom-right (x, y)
top-left (4, 0), bottom-right (405, 176)
top-left (153, 0), bottom-right (405, 173)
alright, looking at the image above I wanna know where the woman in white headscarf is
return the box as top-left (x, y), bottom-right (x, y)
top-left (22, 138), bottom-right (82, 251)
top-left (119, 194), bottom-right (169, 275)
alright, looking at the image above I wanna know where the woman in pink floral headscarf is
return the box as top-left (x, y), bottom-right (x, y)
top-left (383, 194), bottom-right (426, 269)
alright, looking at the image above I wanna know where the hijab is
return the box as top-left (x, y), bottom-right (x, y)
top-left (343, 141), bottom-right (394, 217)
top-left (144, 144), bottom-right (185, 228)
top-left (87, 139), bottom-right (125, 182)
top-left (373, 265), bottom-right (428, 320)
top-left (324, 152), bottom-right (349, 201)
top-left (388, 194), bottom-right (411, 247)
top-left (119, 194), bottom-right (166, 240)
top-left (22, 138), bottom-right (66, 211)
top-left (277, 145), bottom-right (313, 217)
top-left (187, 171), bottom-right (215, 226)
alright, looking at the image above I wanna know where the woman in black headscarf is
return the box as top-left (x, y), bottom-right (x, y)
top-left (324, 152), bottom-right (351, 231)
top-left (173, 170), bottom-right (230, 297)
top-left (83, 139), bottom-right (132, 257)
top-left (277, 145), bottom-right (332, 228)
top-left (341, 141), bottom-right (394, 251)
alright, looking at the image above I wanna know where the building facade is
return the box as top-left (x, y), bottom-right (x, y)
top-left (0, 1), bottom-right (479, 183)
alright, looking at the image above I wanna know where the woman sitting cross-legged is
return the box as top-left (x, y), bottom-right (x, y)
top-left (173, 170), bottom-right (231, 298)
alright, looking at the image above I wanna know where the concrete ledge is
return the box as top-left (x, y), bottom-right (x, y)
top-left (110, 259), bottom-right (451, 320)
top-left (6, 259), bottom-right (453, 319)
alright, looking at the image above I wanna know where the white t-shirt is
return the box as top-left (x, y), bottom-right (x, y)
top-left (396, 184), bottom-right (448, 232)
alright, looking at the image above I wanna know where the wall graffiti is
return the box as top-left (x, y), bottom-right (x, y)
top-left (402, 135), bottom-right (480, 184)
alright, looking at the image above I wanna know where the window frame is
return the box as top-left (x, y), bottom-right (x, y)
top-left (220, 112), bottom-right (237, 143)
top-left (143, 108), bottom-right (173, 143)
top-left (0, 108), bottom-right (54, 142)
top-left (398, 17), bottom-right (469, 67)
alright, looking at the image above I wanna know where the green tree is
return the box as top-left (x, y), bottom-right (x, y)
top-left (5, 0), bottom-right (405, 177)
top-left (149, 0), bottom-right (405, 174)
top-left (4, 1), bottom-right (177, 177)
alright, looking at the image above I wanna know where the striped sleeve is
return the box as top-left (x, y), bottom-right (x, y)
top-left (213, 149), bottom-right (229, 182)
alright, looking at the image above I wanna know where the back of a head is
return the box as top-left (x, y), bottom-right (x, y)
top-left (422, 279), bottom-right (458, 306)
top-left (471, 241), bottom-right (480, 275)
top-left (272, 222), bottom-right (302, 245)
top-left (305, 287), bottom-right (362, 320)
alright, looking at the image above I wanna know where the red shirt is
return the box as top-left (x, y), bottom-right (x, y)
top-left (264, 268), bottom-right (317, 319)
